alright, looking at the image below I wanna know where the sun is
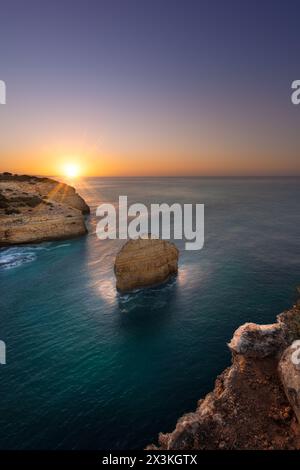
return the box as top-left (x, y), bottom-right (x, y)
top-left (63, 163), bottom-right (80, 179)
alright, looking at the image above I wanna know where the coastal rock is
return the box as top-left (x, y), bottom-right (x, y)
top-left (228, 322), bottom-right (285, 358)
top-left (114, 237), bottom-right (179, 292)
top-left (149, 305), bottom-right (300, 450)
top-left (279, 341), bottom-right (300, 424)
top-left (0, 173), bottom-right (89, 245)
top-left (228, 304), bottom-right (300, 359)
top-left (278, 306), bottom-right (300, 342)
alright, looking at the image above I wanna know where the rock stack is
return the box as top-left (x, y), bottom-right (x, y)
top-left (114, 237), bottom-right (179, 292)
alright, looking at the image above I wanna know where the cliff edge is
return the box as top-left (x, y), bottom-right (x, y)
top-left (149, 299), bottom-right (300, 450)
top-left (0, 173), bottom-right (90, 245)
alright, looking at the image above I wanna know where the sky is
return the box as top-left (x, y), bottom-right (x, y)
top-left (0, 0), bottom-right (300, 176)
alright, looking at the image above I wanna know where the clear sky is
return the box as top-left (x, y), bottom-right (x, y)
top-left (0, 0), bottom-right (300, 176)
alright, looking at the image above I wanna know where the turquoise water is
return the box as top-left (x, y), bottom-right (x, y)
top-left (0, 177), bottom-right (300, 449)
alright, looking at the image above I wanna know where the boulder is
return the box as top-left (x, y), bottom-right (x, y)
top-left (114, 237), bottom-right (179, 292)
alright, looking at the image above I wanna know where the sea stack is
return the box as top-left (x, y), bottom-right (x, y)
top-left (0, 173), bottom-right (90, 245)
top-left (114, 237), bottom-right (179, 293)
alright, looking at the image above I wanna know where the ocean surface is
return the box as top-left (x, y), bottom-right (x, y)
top-left (0, 177), bottom-right (300, 450)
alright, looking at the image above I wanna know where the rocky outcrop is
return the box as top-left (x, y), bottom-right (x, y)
top-left (279, 341), bottom-right (300, 424)
top-left (0, 173), bottom-right (89, 245)
top-left (149, 301), bottom-right (300, 450)
top-left (228, 322), bottom-right (285, 358)
top-left (114, 237), bottom-right (179, 292)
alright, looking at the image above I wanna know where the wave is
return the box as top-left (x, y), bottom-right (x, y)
top-left (44, 243), bottom-right (71, 251)
top-left (0, 241), bottom-right (72, 271)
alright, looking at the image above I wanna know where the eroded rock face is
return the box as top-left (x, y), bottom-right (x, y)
top-left (228, 322), bottom-right (285, 358)
top-left (279, 341), bottom-right (300, 424)
top-left (149, 354), bottom-right (298, 450)
top-left (228, 306), bottom-right (300, 359)
top-left (0, 173), bottom-right (89, 245)
top-left (114, 238), bottom-right (179, 292)
top-left (278, 307), bottom-right (300, 344)
top-left (149, 305), bottom-right (300, 450)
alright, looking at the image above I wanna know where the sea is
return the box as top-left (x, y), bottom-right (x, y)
top-left (0, 177), bottom-right (300, 449)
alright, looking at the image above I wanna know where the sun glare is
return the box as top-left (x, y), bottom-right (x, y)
top-left (63, 163), bottom-right (80, 179)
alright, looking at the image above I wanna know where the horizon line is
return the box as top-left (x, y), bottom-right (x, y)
top-left (48, 174), bottom-right (300, 179)
top-left (2, 171), bottom-right (300, 179)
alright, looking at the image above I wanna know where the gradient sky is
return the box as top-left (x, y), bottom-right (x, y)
top-left (0, 0), bottom-right (300, 176)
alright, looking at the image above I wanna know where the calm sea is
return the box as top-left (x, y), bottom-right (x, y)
top-left (0, 177), bottom-right (300, 449)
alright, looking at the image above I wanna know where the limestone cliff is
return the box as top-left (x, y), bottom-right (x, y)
top-left (0, 173), bottom-right (89, 245)
top-left (149, 300), bottom-right (300, 450)
top-left (114, 237), bottom-right (179, 292)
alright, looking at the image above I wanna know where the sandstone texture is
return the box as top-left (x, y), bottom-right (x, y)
top-left (114, 237), bottom-right (179, 292)
top-left (149, 299), bottom-right (300, 450)
top-left (0, 173), bottom-right (89, 245)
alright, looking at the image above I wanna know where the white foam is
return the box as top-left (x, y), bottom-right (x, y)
top-left (0, 247), bottom-right (37, 270)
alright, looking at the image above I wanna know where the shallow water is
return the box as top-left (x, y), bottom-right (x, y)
top-left (0, 177), bottom-right (300, 449)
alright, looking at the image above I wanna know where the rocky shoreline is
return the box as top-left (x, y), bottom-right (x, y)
top-left (0, 173), bottom-right (89, 245)
top-left (149, 298), bottom-right (300, 450)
